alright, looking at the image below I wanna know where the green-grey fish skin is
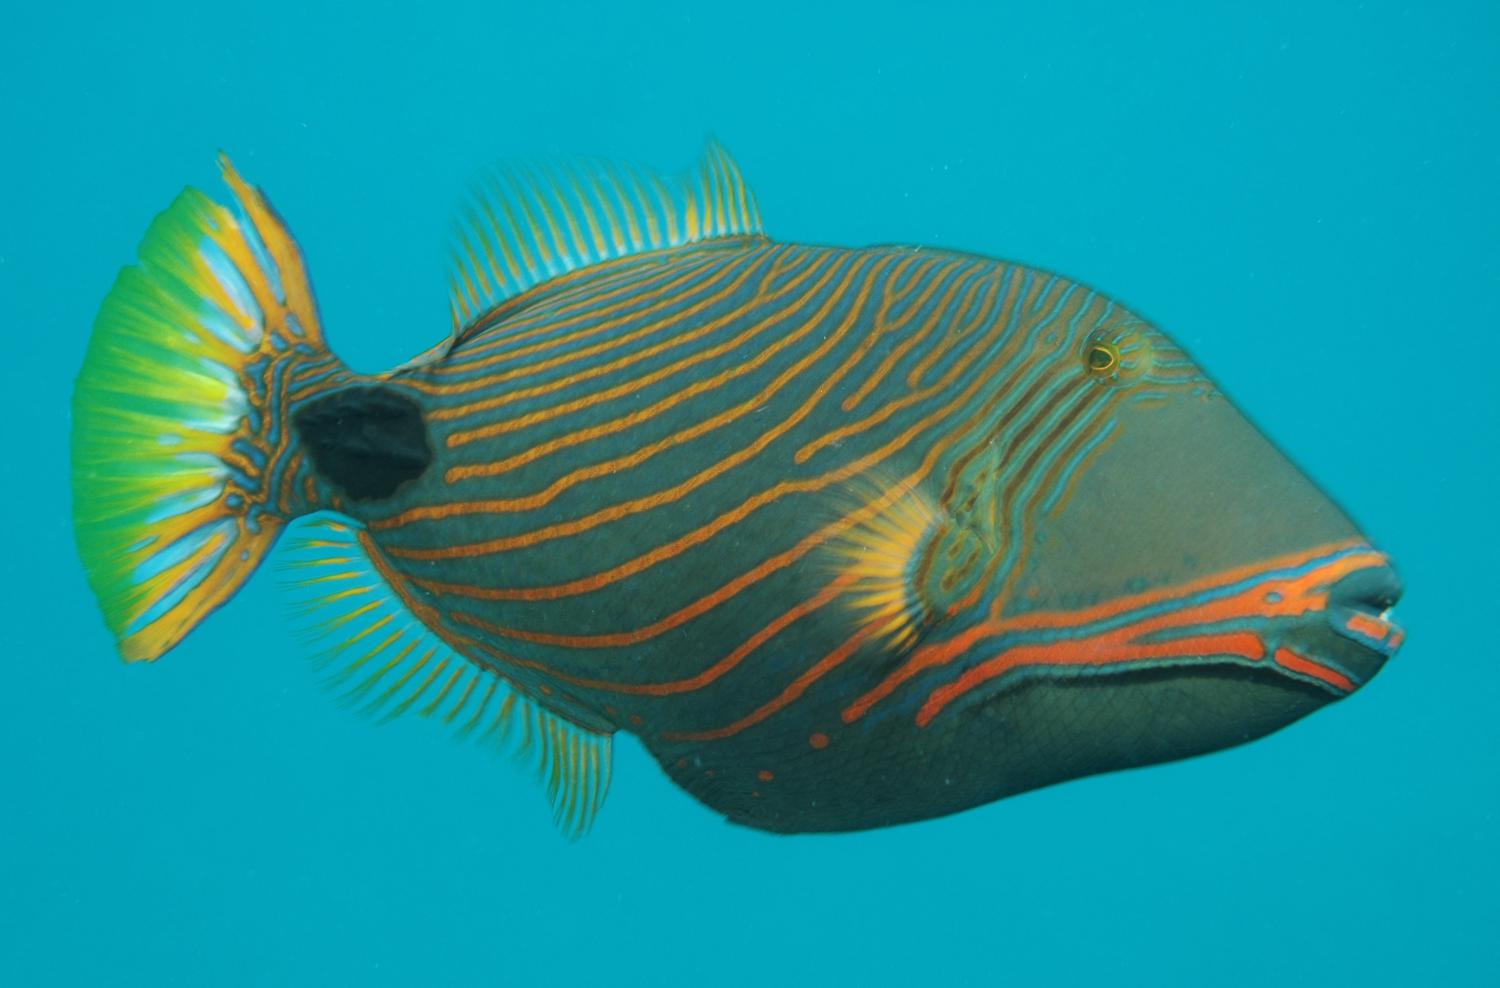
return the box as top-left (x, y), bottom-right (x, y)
top-left (293, 236), bottom-right (1399, 832)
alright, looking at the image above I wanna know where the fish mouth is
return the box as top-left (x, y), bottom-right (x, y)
top-left (1264, 560), bottom-right (1403, 697)
top-left (1325, 563), bottom-right (1405, 658)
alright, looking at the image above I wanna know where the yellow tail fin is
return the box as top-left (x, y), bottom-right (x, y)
top-left (71, 157), bottom-right (342, 661)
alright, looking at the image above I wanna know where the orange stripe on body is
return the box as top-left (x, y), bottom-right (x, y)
top-left (429, 247), bottom-right (802, 422)
top-left (398, 287), bottom-right (1085, 604)
top-left (951, 383), bottom-right (1113, 617)
top-left (388, 252), bottom-right (898, 556)
top-left (662, 628), bottom-right (873, 742)
top-left (434, 253), bottom-right (825, 453)
top-left (842, 268), bottom-right (997, 412)
top-left (423, 250), bottom-right (772, 407)
top-left (420, 240), bottom-right (762, 384)
top-left (907, 265), bottom-right (1046, 389)
top-left (440, 337), bottom-right (1127, 732)
top-left (833, 253), bottom-right (953, 411)
top-left (435, 253), bottom-right (858, 482)
top-left (451, 574), bottom-right (854, 694)
top-left (795, 264), bottom-right (1031, 464)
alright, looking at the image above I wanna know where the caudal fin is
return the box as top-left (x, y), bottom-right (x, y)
top-left (71, 157), bottom-right (344, 661)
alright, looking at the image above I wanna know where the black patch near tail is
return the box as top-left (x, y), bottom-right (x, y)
top-left (293, 387), bottom-right (431, 501)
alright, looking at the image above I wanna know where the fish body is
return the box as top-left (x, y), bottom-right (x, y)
top-left (71, 146), bottom-right (1402, 834)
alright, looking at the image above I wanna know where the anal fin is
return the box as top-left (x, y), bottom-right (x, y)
top-left (281, 514), bottom-right (612, 838)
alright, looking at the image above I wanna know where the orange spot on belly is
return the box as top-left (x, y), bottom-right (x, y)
top-left (809, 732), bottom-right (829, 749)
top-left (757, 769), bottom-right (775, 782)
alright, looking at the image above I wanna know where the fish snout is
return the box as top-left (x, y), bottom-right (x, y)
top-left (1320, 560), bottom-right (1405, 683)
top-left (1327, 563), bottom-right (1403, 621)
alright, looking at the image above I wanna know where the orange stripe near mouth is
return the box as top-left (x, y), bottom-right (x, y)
top-left (916, 630), bottom-right (1268, 727)
top-left (841, 539), bottom-right (1384, 728)
top-left (652, 541), bottom-right (1386, 747)
top-left (1343, 611), bottom-right (1392, 643)
top-left (1273, 647), bottom-right (1356, 693)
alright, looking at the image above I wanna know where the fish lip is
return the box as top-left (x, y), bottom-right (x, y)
top-left (1326, 563), bottom-right (1405, 656)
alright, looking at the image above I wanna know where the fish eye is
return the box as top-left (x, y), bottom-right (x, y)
top-left (1085, 342), bottom-right (1119, 374)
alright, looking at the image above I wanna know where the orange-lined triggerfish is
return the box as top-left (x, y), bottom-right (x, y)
top-left (71, 144), bottom-right (1403, 835)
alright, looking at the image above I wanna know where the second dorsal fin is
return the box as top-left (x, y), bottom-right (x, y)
top-left (447, 139), bottom-right (764, 340)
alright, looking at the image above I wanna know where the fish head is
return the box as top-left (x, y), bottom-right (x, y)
top-left (913, 294), bottom-right (1402, 766)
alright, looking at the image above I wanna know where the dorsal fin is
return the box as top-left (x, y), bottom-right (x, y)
top-left (282, 514), bottom-right (613, 838)
top-left (447, 139), bottom-right (764, 341)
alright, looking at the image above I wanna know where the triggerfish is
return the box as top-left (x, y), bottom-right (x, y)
top-left (71, 144), bottom-right (1403, 835)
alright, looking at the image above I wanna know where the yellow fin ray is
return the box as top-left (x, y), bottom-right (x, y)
top-left (282, 514), bottom-right (613, 838)
top-left (445, 140), bottom-right (764, 347)
top-left (825, 474), bottom-right (945, 651)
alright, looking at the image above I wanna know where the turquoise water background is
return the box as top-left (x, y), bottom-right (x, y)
top-left (4, 2), bottom-right (1496, 984)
